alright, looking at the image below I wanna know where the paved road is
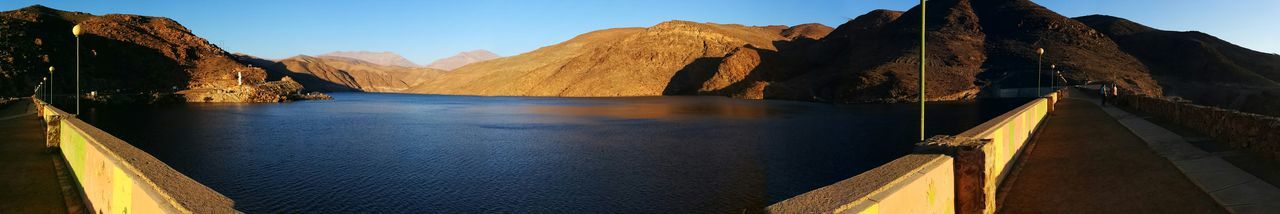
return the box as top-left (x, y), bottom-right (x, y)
top-left (997, 95), bottom-right (1226, 213)
top-left (0, 99), bottom-right (69, 213)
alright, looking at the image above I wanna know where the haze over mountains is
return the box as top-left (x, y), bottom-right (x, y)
top-left (319, 51), bottom-right (420, 68)
top-left (1, 1), bottom-right (1277, 116)
top-left (425, 50), bottom-right (501, 71)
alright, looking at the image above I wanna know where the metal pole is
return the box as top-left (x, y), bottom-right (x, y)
top-left (1037, 52), bottom-right (1042, 96)
top-left (76, 35), bottom-right (80, 115)
top-left (1049, 64), bottom-right (1056, 91)
top-left (919, 0), bottom-right (927, 142)
top-left (49, 66), bottom-right (53, 106)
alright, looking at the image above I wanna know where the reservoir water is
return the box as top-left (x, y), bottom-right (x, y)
top-left (80, 93), bottom-right (1030, 213)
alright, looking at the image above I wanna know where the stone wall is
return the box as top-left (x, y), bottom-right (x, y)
top-left (35, 98), bottom-right (236, 213)
top-left (1118, 95), bottom-right (1280, 161)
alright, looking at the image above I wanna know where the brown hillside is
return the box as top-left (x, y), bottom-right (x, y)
top-left (1077, 15), bottom-right (1280, 116)
top-left (0, 5), bottom-right (311, 102)
top-left (319, 51), bottom-right (420, 68)
top-left (240, 54), bottom-right (442, 93)
top-left (767, 0), bottom-right (1162, 102)
top-left (405, 0), bottom-right (1166, 103)
top-left (425, 50), bottom-right (501, 71)
top-left (406, 21), bottom-right (830, 97)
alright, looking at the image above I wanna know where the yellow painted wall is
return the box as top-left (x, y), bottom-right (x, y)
top-left (769, 90), bottom-right (1064, 214)
top-left (846, 156), bottom-right (956, 214)
top-left (38, 101), bottom-right (207, 214)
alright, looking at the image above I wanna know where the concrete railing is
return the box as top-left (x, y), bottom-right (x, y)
top-left (1117, 94), bottom-right (1280, 162)
top-left (767, 154), bottom-right (956, 214)
top-left (34, 98), bottom-right (236, 213)
top-left (768, 89), bottom-right (1065, 214)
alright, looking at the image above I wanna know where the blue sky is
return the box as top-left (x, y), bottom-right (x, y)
top-left (2, 0), bottom-right (1276, 64)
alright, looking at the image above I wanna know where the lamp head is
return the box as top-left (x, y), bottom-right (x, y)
top-left (1050, 64), bottom-right (1056, 69)
top-left (1036, 48), bottom-right (1045, 55)
top-left (48, 66), bottom-right (54, 73)
top-left (72, 24), bottom-right (82, 37)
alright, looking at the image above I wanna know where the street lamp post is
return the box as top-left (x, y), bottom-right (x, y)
top-left (1056, 70), bottom-right (1064, 88)
top-left (1050, 64), bottom-right (1056, 90)
top-left (73, 24), bottom-right (82, 116)
top-left (1036, 48), bottom-right (1044, 96)
top-left (919, 0), bottom-right (927, 142)
top-left (48, 66), bottom-right (54, 105)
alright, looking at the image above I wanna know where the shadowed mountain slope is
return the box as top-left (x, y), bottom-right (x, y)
top-left (237, 54), bottom-right (443, 93)
top-left (405, 21), bottom-right (833, 97)
top-left (405, 0), bottom-right (1170, 103)
top-left (0, 5), bottom-right (312, 102)
top-left (1077, 15), bottom-right (1280, 116)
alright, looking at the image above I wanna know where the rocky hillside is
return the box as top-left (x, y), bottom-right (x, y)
top-left (1077, 15), bottom-right (1280, 116)
top-left (424, 50), bottom-right (501, 71)
top-left (237, 54), bottom-right (443, 92)
top-left (404, 0), bottom-right (1170, 103)
top-left (319, 51), bottom-right (419, 68)
top-left (406, 21), bottom-right (833, 97)
top-left (0, 5), bottom-right (316, 102)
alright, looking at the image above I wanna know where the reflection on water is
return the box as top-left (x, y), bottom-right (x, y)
top-left (81, 93), bottom-right (1030, 213)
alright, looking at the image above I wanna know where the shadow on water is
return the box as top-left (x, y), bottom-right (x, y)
top-left (80, 93), bottom-right (1031, 213)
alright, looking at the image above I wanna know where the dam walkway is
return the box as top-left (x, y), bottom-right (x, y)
top-left (998, 89), bottom-right (1280, 213)
top-left (0, 99), bottom-right (74, 213)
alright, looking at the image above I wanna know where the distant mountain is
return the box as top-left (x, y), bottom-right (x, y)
top-left (1077, 15), bottom-right (1280, 116)
top-left (405, 21), bottom-right (833, 97)
top-left (319, 51), bottom-right (420, 68)
top-left (756, 0), bottom-right (1164, 102)
top-left (403, 0), bottom-right (1171, 103)
top-left (0, 5), bottom-right (309, 102)
top-left (425, 50), bottom-right (500, 71)
top-left (236, 54), bottom-right (442, 93)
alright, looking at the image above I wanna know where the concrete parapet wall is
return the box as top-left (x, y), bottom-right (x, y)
top-left (34, 99), bottom-right (235, 213)
top-left (916, 136), bottom-right (993, 214)
top-left (1117, 95), bottom-right (1280, 161)
top-left (766, 154), bottom-right (955, 214)
top-left (769, 89), bottom-right (1064, 214)
top-left (939, 90), bottom-right (1057, 214)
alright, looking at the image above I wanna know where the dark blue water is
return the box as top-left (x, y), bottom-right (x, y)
top-left (81, 93), bottom-right (1029, 213)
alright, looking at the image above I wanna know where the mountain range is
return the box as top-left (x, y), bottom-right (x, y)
top-left (425, 50), bottom-right (501, 71)
top-left (318, 51), bottom-right (420, 68)
top-left (1, 1), bottom-right (1276, 116)
top-left (404, 0), bottom-right (1167, 103)
top-left (236, 54), bottom-right (442, 92)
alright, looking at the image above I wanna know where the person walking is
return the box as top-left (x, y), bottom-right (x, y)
top-left (1110, 84), bottom-right (1120, 105)
top-left (1100, 84), bottom-right (1110, 106)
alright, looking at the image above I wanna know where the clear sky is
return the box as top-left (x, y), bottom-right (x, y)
top-left (2, 0), bottom-right (1276, 64)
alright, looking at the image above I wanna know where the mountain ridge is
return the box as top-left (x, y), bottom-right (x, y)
top-left (425, 49), bottom-right (501, 71)
top-left (236, 53), bottom-right (443, 93)
top-left (319, 51), bottom-right (420, 68)
top-left (0, 4), bottom-right (314, 102)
